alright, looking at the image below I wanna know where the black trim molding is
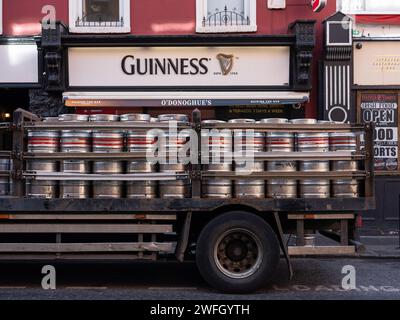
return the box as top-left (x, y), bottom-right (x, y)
top-left (320, 12), bottom-right (354, 123)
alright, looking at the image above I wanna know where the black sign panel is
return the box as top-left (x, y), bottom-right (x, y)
top-left (215, 105), bottom-right (305, 121)
top-left (360, 93), bottom-right (399, 172)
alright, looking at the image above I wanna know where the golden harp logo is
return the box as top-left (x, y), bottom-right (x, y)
top-left (217, 53), bottom-right (234, 75)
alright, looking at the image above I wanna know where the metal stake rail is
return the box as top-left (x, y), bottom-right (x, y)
top-left (22, 151), bottom-right (365, 161)
top-left (24, 172), bottom-right (188, 181)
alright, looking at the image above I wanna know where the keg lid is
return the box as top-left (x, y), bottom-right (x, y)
top-left (330, 132), bottom-right (357, 137)
top-left (42, 117), bottom-right (59, 122)
top-left (28, 131), bottom-right (59, 137)
top-left (158, 114), bottom-right (189, 123)
top-left (228, 119), bottom-right (256, 123)
top-left (89, 114), bottom-right (120, 122)
top-left (202, 120), bottom-right (226, 124)
top-left (120, 114), bottom-right (151, 122)
top-left (260, 118), bottom-right (289, 124)
top-left (291, 118), bottom-right (317, 124)
top-left (318, 120), bottom-right (335, 124)
top-left (59, 114), bottom-right (89, 122)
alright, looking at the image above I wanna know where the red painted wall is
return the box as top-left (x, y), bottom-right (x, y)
top-left (2, 0), bottom-right (337, 118)
top-left (3, 0), bottom-right (335, 36)
top-left (2, 0), bottom-right (68, 36)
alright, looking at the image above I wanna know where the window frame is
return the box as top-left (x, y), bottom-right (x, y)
top-left (196, 0), bottom-right (257, 33)
top-left (69, 0), bottom-right (131, 34)
top-left (338, 0), bottom-right (400, 15)
top-left (326, 21), bottom-right (353, 46)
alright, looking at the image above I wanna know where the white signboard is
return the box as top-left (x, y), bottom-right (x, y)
top-left (354, 42), bottom-right (400, 86)
top-left (68, 46), bottom-right (290, 88)
top-left (0, 44), bottom-right (39, 84)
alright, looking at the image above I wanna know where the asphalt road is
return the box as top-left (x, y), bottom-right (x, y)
top-left (0, 258), bottom-right (399, 300)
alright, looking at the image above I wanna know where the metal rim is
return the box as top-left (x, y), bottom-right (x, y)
top-left (213, 228), bottom-right (263, 279)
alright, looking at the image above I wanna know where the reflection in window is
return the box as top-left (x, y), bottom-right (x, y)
top-left (83, 0), bottom-right (120, 22)
top-left (76, 0), bottom-right (124, 27)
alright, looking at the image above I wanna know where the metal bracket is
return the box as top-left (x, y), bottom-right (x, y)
top-left (273, 212), bottom-right (294, 280)
top-left (175, 211), bottom-right (192, 262)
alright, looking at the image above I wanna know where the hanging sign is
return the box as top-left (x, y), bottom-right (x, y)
top-left (312, 0), bottom-right (327, 13)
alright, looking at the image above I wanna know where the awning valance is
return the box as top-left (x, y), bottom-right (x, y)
top-left (63, 91), bottom-right (310, 108)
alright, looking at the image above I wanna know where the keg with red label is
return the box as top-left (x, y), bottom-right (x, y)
top-left (230, 119), bottom-right (265, 198)
top-left (59, 114), bottom-right (91, 199)
top-left (330, 131), bottom-right (359, 198)
top-left (158, 114), bottom-right (190, 198)
top-left (121, 113), bottom-right (157, 199)
top-left (26, 117), bottom-right (60, 198)
top-left (201, 120), bottom-right (232, 198)
top-left (263, 118), bottom-right (297, 199)
top-left (90, 114), bottom-right (124, 199)
top-left (293, 119), bottom-right (330, 198)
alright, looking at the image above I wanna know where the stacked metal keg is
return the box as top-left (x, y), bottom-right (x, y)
top-left (263, 118), bottom-right (297, 198)
top-left (59, 114), bottom-right (91, 198)
top-left (230, 119), bottom-right (265, 198)
top-left (26, 117), bottom-right (59, 198)
top-left (201, 120), bottom-right (232, 198)
top-left (121, 114), bottom-right (157, 199)
top-left (0, 159), bottom-right (11, 197)
top-left (293, 119), bottom-right (330, 198)
top-left (90, 114), bottom-right (124, 199)
top-left (330, 130), bottom-right (359, 198)
top-left (158, 114), bottom-right (190, 198)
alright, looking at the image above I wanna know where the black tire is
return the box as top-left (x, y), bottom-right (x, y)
top-left (196, 211), bottom-right (280, 294)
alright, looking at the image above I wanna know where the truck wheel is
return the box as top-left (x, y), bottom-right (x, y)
top-left (196, 211), bottom-right (280, 293)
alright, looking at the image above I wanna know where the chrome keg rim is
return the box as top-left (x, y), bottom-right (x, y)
top-left (158, 114), bottom-right (189, 123)
top-left (228, 119), bottom-right (256, 124)
top-left (120, 114), bottom-right (151, 122)
top-left (89, 114), bottom-right (120, 122)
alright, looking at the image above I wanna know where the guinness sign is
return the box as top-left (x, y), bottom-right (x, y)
top-left (68, 46), bottom-right (291, 88)
top-left (121, 56), bottom-right (210, 76)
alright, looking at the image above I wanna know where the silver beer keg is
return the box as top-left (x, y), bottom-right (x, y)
top-left (59, 114), bottom-right (91, 198)
top-left (158, 114), bottom-right (190, 198)
top-left (0, 159), bottom-right (11, 197)
top-left (121, 113), bottom-right (157, 199)
top-left (201, 120), bottom-right (232, 198)
top-left (26, 117), bottom-right (59, 198)
top-left (330, 131), bottom-right (359, 198)
top-left (90, 114), bottom-right (123, 199)
top-left (230, 119), bottom-right (265, 198)
top-left (262, 118), bottom-right (297, 198)
top-left (293, 119), bottom-right (330, 198)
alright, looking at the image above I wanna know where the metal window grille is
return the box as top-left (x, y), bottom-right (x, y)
top-left (202, 5), bottom-right (250, 27)
top-left (75, 16), bottom-right (124, 28)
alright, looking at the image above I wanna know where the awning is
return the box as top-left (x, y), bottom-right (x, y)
top-left (63, 91), bottom-right (309, 108)
top-left (355, 14), bottom-right (400, 25)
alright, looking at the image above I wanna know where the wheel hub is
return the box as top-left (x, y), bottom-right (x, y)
top-left (214, 228), bottom-right (263, 279)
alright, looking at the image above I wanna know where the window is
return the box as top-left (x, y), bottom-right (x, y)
top-left (338, 0), bottom-right (400, 15)
top-left (69, 0), bottom-right (130, 33)
top-left (196, 0), bottom-right (257, 33)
